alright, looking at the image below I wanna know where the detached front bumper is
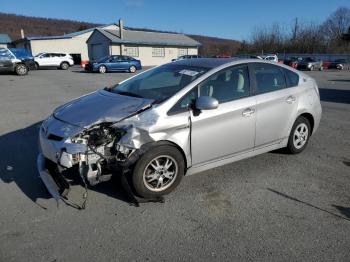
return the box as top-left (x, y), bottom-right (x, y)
top-left (37, 153), bottom-right (70, 201)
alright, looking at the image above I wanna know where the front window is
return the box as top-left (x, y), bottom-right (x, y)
top-left (108, 64), bottom-right (208, 103)
top-left (199, 65), bottom-right (250, 103)
top-left (152, 47), bottom-right (165, 57)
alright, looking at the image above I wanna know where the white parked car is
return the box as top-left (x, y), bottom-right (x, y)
top-left (34, 53), bottom-right (74, 70)
top-left (261, 54), bottom-right (279, 63)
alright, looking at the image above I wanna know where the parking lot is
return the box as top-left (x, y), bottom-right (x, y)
top-left (0, 67), bottom-right (349, 261)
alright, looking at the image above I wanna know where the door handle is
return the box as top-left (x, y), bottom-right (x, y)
top-left (286, 95), bottom-right (296, 104)
top-left (242, 108), bottom-right (255, 117)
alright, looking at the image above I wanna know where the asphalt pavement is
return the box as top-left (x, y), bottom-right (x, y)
top-left (0, 67), bottom-right (349, 262)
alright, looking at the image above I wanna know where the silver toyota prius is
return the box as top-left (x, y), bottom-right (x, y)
top-left (38, 58), bottom-right (322, 200)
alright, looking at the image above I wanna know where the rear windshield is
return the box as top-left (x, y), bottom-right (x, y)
top-left (108, 64), bottom-right (209, 103)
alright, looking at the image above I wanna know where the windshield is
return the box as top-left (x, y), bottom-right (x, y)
top-left (35, 53), bottom-right (44, 57)
top-left (97, 56), bottom-right (110, 63)
top-left (108, 64), bottom-right (209, 103)
top-left (9, 48), bottom-right (32, 58)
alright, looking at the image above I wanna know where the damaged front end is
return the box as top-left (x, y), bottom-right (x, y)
top-left (38, 118), bottom-right (142, 201)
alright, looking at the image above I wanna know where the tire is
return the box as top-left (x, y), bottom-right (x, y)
top-left (99, 65), bottom-right (107, 74)
top-left (35, 62), bottom-right (39, 69)
top-left (129, 65), bottom-right (137, 73)
top-left (15, 64), bottom-right (28, 76)
top-left (132, 145), bottom-right (185, 198)
top-left (319, 66), bottom-right (323, 71)
top-left (60, 62), bottom-right (69, 70)
top-left (310, 66), bottom-right (314, 71)
top-left (286, 116), bottom-right (311, 154)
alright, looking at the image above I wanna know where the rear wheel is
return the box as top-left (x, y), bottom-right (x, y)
top-left (15, 64), bottom-right (28, 76)
top-left (132, 145), bottom-right (185, 198)
top-left (286, 116), bottom-right (311, 154)
top-left (310, 65), bottom-right (314, 71)
top-left (60, 62), bottom-right (69, 70)
top-left (99, 65), bottom-right (107, 74)
top-left (319, 66), bottom-right (323, 71)
top-left (129, 65), bottom-right (137, 73)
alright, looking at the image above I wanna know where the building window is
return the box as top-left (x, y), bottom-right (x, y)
top-left (178, 48), bottom-right (188, 56)
top-left (124, 46), bottom-right (139, 57)
top-left (152, 47), bottom-right (165, 57)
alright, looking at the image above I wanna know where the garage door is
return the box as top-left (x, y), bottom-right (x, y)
top-left (91, 44), bottom-right (109, 60)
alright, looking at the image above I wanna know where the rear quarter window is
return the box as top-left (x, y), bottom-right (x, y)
top-left (284, 69), bottom-right (299, 87)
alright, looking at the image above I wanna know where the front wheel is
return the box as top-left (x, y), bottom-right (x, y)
top-left (286, 116), bottom-right (311, 154)
top-left (132, 145), bottom-right (185, 198)
top-left (319, 66), bottom-right (323, 71)
top-left (99, 65), bottom-right (107, 73)
top-left (129, 65), bottom-right (137, 73)
top-left (15, 64), bottom-right (28, 76)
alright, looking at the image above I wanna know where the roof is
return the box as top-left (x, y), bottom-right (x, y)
top-left (95, 29), bottom-right (201, 47)
top-left (12, 24), bottom-right (117, 42)
top-left (172, 58), bottom-right (239, 68)
top-left (0, 34), bottom-right (11, 44)
top-left (63, 23), bottom-right (115, 37)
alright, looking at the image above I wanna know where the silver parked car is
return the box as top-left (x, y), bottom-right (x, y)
top-left (297, 57), bottom-right (323, 71)
top-left (38, 58), bottom-right (322, 201)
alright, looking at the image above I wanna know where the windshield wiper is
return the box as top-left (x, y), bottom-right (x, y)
top-left (115, 91), bottom-right (144, 98)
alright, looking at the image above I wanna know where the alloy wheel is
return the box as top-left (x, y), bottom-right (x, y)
top-left (143, 155), bottom-right (178, 192)
top-left (293, 123), bottom-right (309, 149)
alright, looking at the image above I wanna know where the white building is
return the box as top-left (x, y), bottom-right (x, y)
top-left (13, 24), bottom-right (119, 64)
top-left (87, 21), bottom-right (200, 66)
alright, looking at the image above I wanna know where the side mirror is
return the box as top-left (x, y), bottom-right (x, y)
top-left (195, 96), bottom-right (219, 110)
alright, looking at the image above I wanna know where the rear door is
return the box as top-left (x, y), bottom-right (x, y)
top-left (251, 63), bottom-right (299, 148)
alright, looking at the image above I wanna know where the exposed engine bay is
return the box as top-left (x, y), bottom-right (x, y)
top-left (66, 123), bottom-right (135, 186)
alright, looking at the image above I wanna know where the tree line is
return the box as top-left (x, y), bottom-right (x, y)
top-left (239, 7), bottom-right (350, 55)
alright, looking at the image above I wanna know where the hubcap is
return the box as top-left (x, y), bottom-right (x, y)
top-left (293, 123), bottom-right (308, 149)
top-left (100, 66), bottom-right (106, 73)
top-left (18, 65), bottom-right (26, 75)
top-left (143, 155), bottom-right (178, 192)
top-left (130, 66), bottom-right (136, 73)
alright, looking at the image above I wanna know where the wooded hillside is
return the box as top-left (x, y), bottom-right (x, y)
top-left (0, 12), bottom-right (241, 56)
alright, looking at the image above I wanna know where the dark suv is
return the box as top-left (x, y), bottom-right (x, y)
top-left (0, 48), bottom-right (36, 75)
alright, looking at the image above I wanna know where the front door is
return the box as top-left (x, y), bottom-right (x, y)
top-left (251, 63), bottom-right (299, 147)
top-left (190, 64), bottom-right (256, 165)
top-left (0, 49), bottom-right (14, 71)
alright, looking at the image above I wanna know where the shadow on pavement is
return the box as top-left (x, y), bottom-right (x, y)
top-left (328, 79), bottom-right (350, 82)
top-left (267, 188), bottom-right (350, 221)
top-left (332, 205), bottom-right (350, 219)
top-left (0, 122), bottom-right (132, 208)
top-left (319, 88), bottom-right (350, 104)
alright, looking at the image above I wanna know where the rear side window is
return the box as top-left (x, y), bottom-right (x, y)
top-left (284, 68), bottom-right (299, 87)
top-left (253, 63), bottom-right (286, 94)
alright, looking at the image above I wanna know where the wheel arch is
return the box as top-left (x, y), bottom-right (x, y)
top-left (139, 140), bottom-right (188, 172)
top-left (297, 112), bottom-right (315, 135)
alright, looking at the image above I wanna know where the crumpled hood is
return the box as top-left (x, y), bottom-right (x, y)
top-left (54, 90), bottom-right (154, 127)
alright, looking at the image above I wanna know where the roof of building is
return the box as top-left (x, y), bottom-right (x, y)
top-left (0, 34), bottom-right (12, 44)
top-left (95, 29), bottom-right (201, 47)
top-left (12, 24), bottom-right (117, 43)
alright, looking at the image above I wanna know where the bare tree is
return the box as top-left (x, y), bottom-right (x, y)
top-left (322, 7), bottom-right (350, 41)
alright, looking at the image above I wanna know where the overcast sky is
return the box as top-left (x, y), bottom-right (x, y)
top-left (1, 0), bottom-right (349, 40)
